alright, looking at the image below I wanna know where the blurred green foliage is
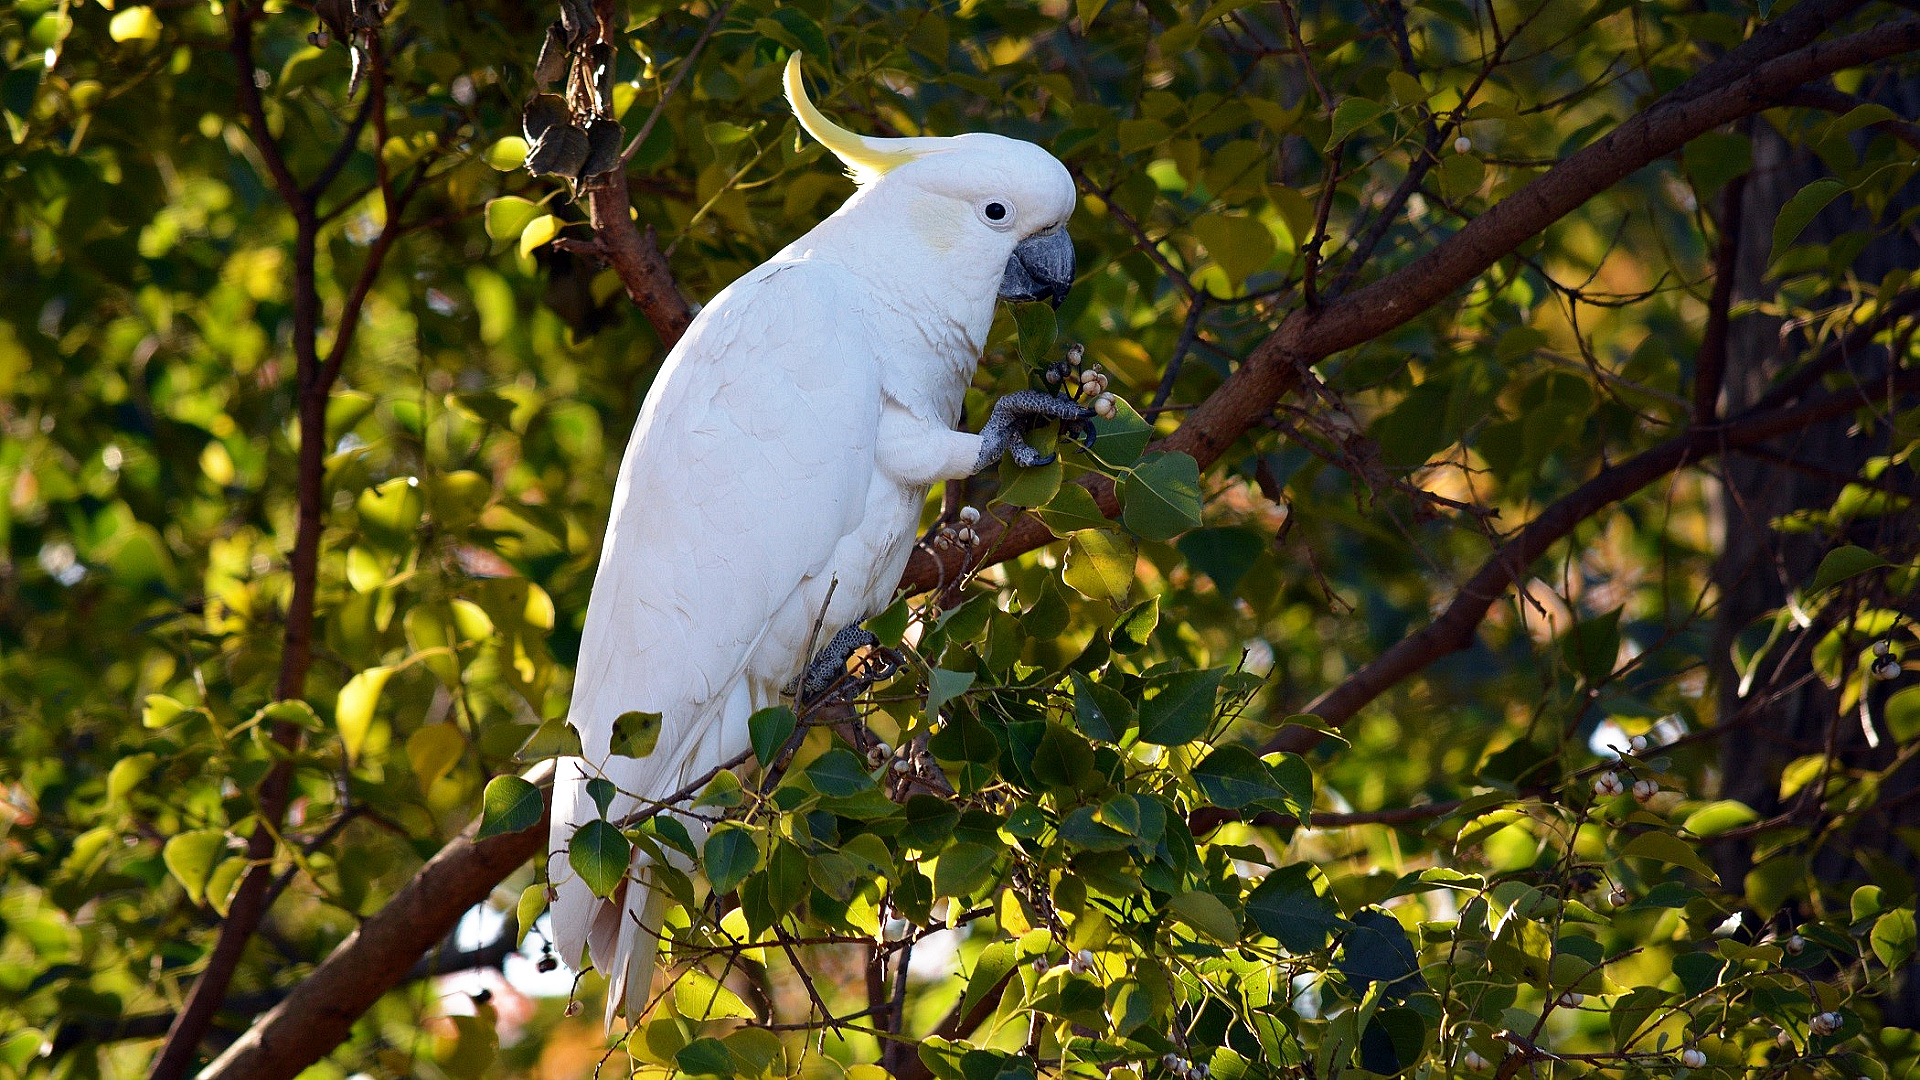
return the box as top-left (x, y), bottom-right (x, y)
top-left (2, 0), bottom-right (1918, 1078)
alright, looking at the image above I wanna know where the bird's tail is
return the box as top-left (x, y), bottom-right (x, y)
top-left (550, 759), bottom-right (671, 1027)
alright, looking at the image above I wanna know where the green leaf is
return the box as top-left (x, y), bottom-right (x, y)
top-left (1122, 452), bottom-right (1204, 542)
top-left (1680, 800), bottom-right (1758, 838)
top-left (694, 769), bottom-right (744, 809)
top-left (1089, 395), bottom-right (1152, 469)
top-left (517, 213), bottom-right (558, 259)
top-left (1034, 482), bottom-right (1113, 536)
top-left (806, 748), bottom-right (873, 797)
top-left (926, 667), bottom-right (976, 723)
top-left (485, 136), bottom-right (529, 171)
top-left (960, 941), bottom-right (1017, 1020)
top-left (1177, 526), bottom-right (1264, 594)
top-left (610, 709), bottom-right (662, 758)
top-left (1871, 908), bottom-right (1915, 969)
top-left (1166, 889), bottom-right (1240, 942)
top-left (568, 818), bottom-right (631, 898)
top-left (1012, 302), bottom-right (1056, 367)
top-left (933, 840), bottom-right (1000, 898)
top-left (1809, 544), bottom-right (1888, 592)
top-left (406, 723), bottom-right (465, 791)
top-left (704, 825), bottom-right (760, 895)
top-left (515, 882), bottom-right (547, 945)
top-left (1064, 529), bottom-right (1136, 607)
top-left (1622, 831), bottom-right (1720, 884)
top-left (1110, 595), bottom-right (1159, 653)
top-left (1336, 908), bottom-right (1422, 990)
top-left (516, 716), bottom-right (582, 761)
top-left (335, 665), bottom-right (396, 763)
top-left (1246, 864), bottom-right (1343, 952)
top-left (1326, 98), bottom-right (1389, 149)
top-left (1191, 212), bottom-right (1275, 289)
top-left (484, 195), bottom-right (543, 243)
top-left (1076, 0), bottom-right (1108, 28)
top-left (1559, 608), bottom-right (1621, 684)
top-left (675, 967), bottom-right (757, 1020)
top-left (1887, 686), bottom-right (1920, 743)
top-left (676, 1038), bottom-right (737, 1078)
top-left (1438, 152), bottom-right (1485, 202)
top-left (478, 772), bottom-right (545, 841)
top-left (1769, 178), bottom-right (1846, 266)
top-left (1192, 745), bottom-right (1283, 809)
top-left (1137, 667), bottom-right (1224, 746)
top-left (107, 753), bottom-right (157, 802)
top-left (163, 829), bottom-right (227, 905)
top-left (998, 454), bottom-right (1062, 508)
top-left (749, 706), bottom-right (797, 767)
top-left (1070, 671), bottom-right (1135, 742)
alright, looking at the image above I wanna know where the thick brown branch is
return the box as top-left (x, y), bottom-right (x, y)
top-left (1267, 367), bottom-right (1920, 756)
top-left (897, 13), bottom-right (1920, 595)
top-left (194, 785), bottom-right (553, 1080)
top-left (587, 168), bottom-right (694, 347)
top-left (1693, 173), bottom-right (1746, 424)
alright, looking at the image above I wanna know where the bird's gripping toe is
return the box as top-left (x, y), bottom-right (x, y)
top-left (975, 390), bottom-right (1097, 471)
top-left (797, 625), bottom-right (900, 703)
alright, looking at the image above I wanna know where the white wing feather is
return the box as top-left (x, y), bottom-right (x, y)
top-left (548, 259), bottom-right (882, 1021)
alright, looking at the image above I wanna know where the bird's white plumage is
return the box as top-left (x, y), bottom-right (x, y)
top-left (548, 55), bottom-right (1077, 1025)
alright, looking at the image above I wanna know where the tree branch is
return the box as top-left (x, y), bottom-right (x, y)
top-left (194, 779), bottom-right (554, 1080)
top-left (896, 12), bottom-right (1920, 595)
top-left (1267, 366), bottom-right (1920, 757)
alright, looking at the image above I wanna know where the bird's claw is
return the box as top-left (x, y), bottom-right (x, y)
top-left (975, 389), bottom-right (1097, 473)
top-left (796, 626), bottom-right (899, 703)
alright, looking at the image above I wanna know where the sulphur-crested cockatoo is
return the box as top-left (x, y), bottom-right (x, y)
top-left (548, 53), bottom-right (1085, 1023)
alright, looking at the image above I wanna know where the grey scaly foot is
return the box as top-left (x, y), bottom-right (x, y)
top-left (974, 390), bottom-right (1097, 471)
top-left (799, 625), bottom-right (890, 702)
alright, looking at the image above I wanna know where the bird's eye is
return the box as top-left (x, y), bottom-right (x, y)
top-left (979, 200), bottom-right (1012, 227)
top-left (984, 202), bottom-right (1007, 220)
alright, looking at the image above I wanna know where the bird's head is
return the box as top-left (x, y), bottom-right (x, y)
top-left (784, 54), bottom-right (1077, 308)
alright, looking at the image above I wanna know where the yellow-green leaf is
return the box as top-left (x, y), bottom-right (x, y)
top-left (1064, 528), bottom-right (1136, 607)
top-left (336, 665), bottom-right (396, 763)
top-left (406, 723), bottom-right (465, 790)
top-left (163, 829), bottom-right (227, 905)
top-left (518, 214), bottom-right (559, 259)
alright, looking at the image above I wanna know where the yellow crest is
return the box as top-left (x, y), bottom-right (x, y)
top-left (783, 53), bottom-right (928, 185)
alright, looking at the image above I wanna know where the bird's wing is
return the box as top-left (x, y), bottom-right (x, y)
top-left (548, 258), bottom-right (881, 972)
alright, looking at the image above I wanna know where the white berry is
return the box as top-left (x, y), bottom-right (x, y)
top-left (1775, 1028), bottom-right (1793, 1048)
top-left (1066, 343), bottom-right (1085, 366)
top-left (1871, 656), bottom-right (1900, 681)
top-left (1593, 772), bottom-right (1625, 796)
top-left (1632, 779), bottom-right (1659, 803)
top-left (1785, 934), bottom-right (1805, 955)
top-left (1556, 991), bottom-right (1583, 1007)
top-left (1872, 638), bottom-right (1892, 658)
top-left (1608, 886), bottom-right (1630, 907)
top-left (1681, 1048), bottom-right (1706, 1068)
top-left (1811, 1011), bottom-right (1842, 1035)
top-left (1454, 136), bottom-right (1471, 154)
top-left (958, 506), bottom-right (980, 524)
top-left (1462, 1050), bottom-right (1489, 1071)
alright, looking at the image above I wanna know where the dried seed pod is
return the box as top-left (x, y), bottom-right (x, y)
top-left (522, 94), bottom-right (569, 144)
top-left (534, 22), bottom-right (569, 88)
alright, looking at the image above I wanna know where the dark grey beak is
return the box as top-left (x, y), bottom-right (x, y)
top-left (998, 227), bottom-right (1075, 308)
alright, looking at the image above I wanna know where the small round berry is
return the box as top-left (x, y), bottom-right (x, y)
top-left (1033, 957), bottom-right (1048, 973)
top-left (1872, 638), bottom-right (1892, 658)
top-left (1093, 394), bottom-right (1118, 419)
top-left (309, 29), bottom-right (332, 47)
top-left (1593, 772), bottom-right (1625, 797)
top-left (891, 758), bottom-right (911, 774)
top-left (1045, 368), bottom-right (1062, 385)
top-left (1810, 1011), bottom-right (1842, 1036)
top-left (1632, 779), bottom-right (1659, 803)
top-left (1681, 1048), bottom-right (1706, 1068)
top-left (1629, 734), bottom-right (1649, 753)
top-left (958, 506), bottom-right (981, 524)
top-left (1556, 991), bottom-right (1584, 1007)
top-left (957, 527), bottom-right (979, 546)
top-left (1775, 1028), bottom-right (1793, 1048)
top-left (1454, 136), bottom-right (1471, 154)
top-left (1785, 934), bottom-right (1806, 955)
top-left (564, 1000), bottom-right (581, 1017)
top-left (1608, 886), bottom-right (1630, 907)
top-left (1463, 1050), bottom-right (1489, 1071)
top-left (1066, 343), bottom-right (1085, 366)
top-left (1871, 655), bottom-right (1900, 681)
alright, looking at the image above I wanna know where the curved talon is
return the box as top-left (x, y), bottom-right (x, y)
top-left (1011, 443), bottom-right (1057, 468)
top-left (975, 389), bottom-right (1098, 473)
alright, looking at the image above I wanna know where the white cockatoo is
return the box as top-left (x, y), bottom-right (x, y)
top-left (548, 53), bottom-right (1086, 1023)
